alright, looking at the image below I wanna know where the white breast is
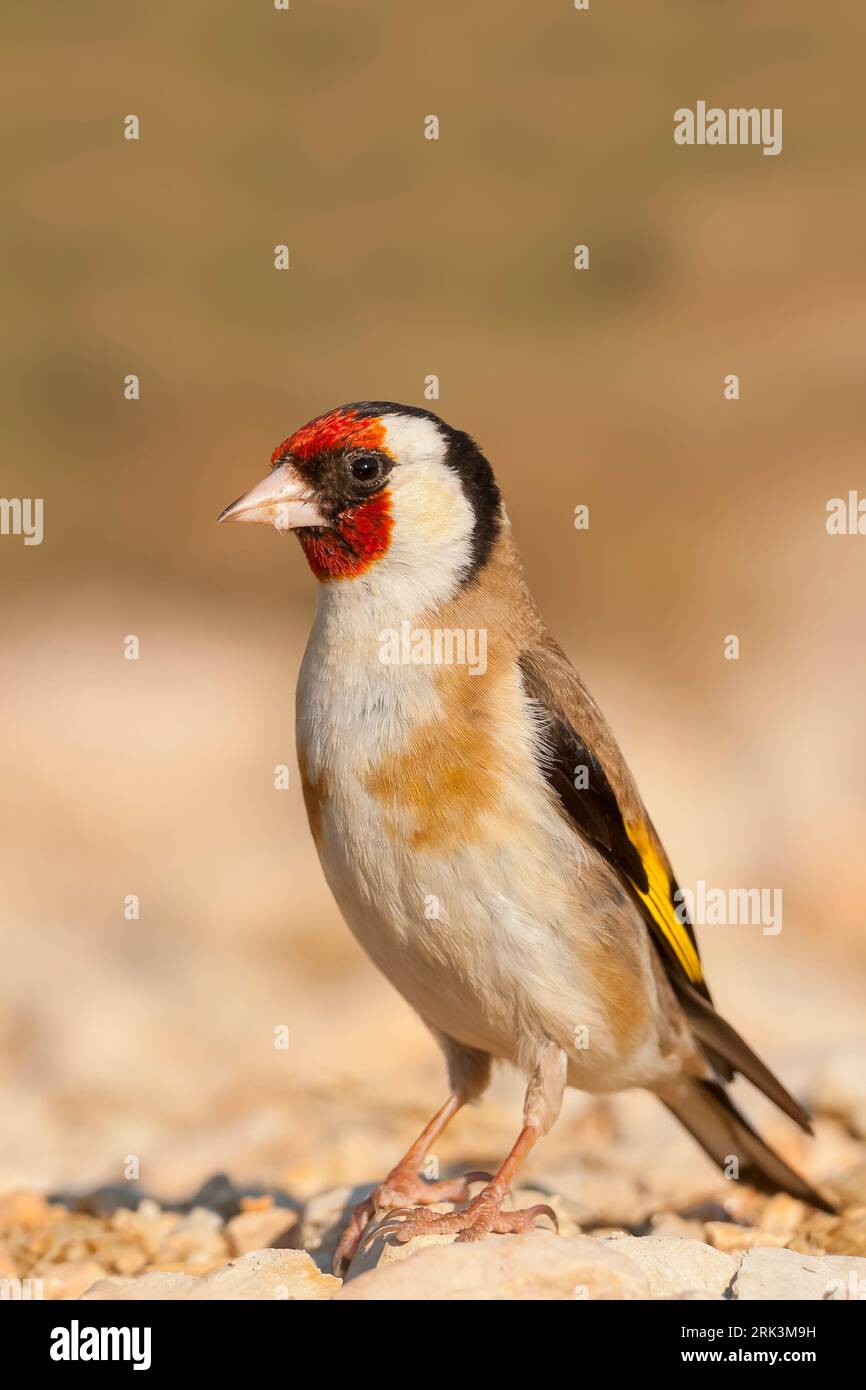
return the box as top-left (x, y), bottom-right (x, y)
top-left (295, 589), bottom-right (676, 1088)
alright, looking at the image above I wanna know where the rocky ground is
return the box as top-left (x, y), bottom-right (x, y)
top-left (3, 1043), bottom-right (866, 1301)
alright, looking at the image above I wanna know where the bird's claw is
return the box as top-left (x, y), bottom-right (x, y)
top-left (333, 1196), bottom-right (376, 1277)
top-left (332, 1169), bottom-right (493, 1275)
top-left (488, 1202), bottom-right (558, 1237)
top-left (361, 1205), bottom-right (421, 1251)
top-left (361, 1191), bottom-right (559, 1253)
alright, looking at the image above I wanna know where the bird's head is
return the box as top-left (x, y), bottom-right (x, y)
top-left (219, 402), bottom-right (503, 611)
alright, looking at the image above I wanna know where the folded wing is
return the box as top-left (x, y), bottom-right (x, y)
top-left (518, 639), bottom-right (813, 1135)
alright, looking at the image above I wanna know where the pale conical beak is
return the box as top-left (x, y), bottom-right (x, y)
top-left (218, 460), bottom-right (327, 530)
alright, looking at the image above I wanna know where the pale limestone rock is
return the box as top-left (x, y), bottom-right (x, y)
top-left (38, 1260), bottom-right (108, 1301)
top-left (732, 1246), bottom-right (866, 1301)
top-left (659, 1290), bottom-right (723, 1300)
top-left (82, 1270), bottom-right (201, 1300)
top-left (813, 1210), bottom-right (866, 1258)
top-left (337, 1231), bottom-right (649, 1301)
top-left (83, 1248), bottom-right (339, 1300)
top-left (603, 1235), bottom-right (740, 1298)
top-left (297, 1185), bottom-right (355, 1270)
top-left (0, 1190), bottom-right (53, 1232)
top-left (703, 1222), bottom-right (788, 1254)
top-left (648, 1211), bottom-right (708, 1241)
top-left (226, 1206), bottom-right (298, 1256)
top-left (110, 1199), bottom-right (178, 1259)
top-left (188, 1248), bottom-right (339, 1300)
top-left (155, 1206), bottom-right (228, 1269)
top-left (757, 1194), bottom-right (808, 1239)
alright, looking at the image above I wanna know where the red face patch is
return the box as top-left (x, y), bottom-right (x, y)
top-left (271, 407), bottom-right (395, 582)
top-left (297, 490), bottom-right (393, 582)
top-left (271, 408), bottom-right (388, 467)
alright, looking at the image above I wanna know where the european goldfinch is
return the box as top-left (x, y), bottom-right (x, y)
top-left (220, 401), bottom-right (832, 1273)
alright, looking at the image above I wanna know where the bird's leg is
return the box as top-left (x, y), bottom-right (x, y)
top-left (373, 1093), bottom-right (488, 1204)
top-left (369, 1121), bottom-right (556, 1249)
top-left (333, 1092), bottom-right (488, 1275)
top-left (369, 1042), bottom-right (567, 1251)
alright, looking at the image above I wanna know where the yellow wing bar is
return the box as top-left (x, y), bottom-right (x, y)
top-left (626, 821), bottom-right (704, 986)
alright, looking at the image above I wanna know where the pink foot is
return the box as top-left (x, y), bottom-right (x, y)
top-left (366, 1183), bottom-right (557, 1254)
top-left (333, 1165), bottom-right (491, 1275)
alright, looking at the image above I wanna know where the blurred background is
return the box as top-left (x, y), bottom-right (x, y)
top-left (2, 2), bottom-right (864, 1205)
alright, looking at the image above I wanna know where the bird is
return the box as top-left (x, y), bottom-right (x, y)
top-left (219, 400), bottom-right (833, 1274)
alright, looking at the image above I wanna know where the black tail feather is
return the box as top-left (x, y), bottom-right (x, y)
top-left (673, 978), bottom-right (814, 1134)
top-left (662, 1077), bottom-right (835, 1215)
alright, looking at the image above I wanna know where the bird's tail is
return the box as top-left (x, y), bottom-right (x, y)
top-left (660, 1076), bottom-right (835, 1214)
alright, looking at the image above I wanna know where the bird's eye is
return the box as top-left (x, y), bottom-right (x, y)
top-left (348, 452), bottom-right (384, 485)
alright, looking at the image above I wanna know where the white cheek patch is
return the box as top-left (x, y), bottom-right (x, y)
top-left (388, 463), bottom-right (473, 551)
top-left (382, 427), bottom-right (475, 613)
top-left (320, 412), bottom-right (477, 622)
top-left (381, 413), bottom-right (449, 468)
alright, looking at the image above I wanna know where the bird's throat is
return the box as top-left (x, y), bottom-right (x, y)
top-left (296, 491), bottom-right (393, 581)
